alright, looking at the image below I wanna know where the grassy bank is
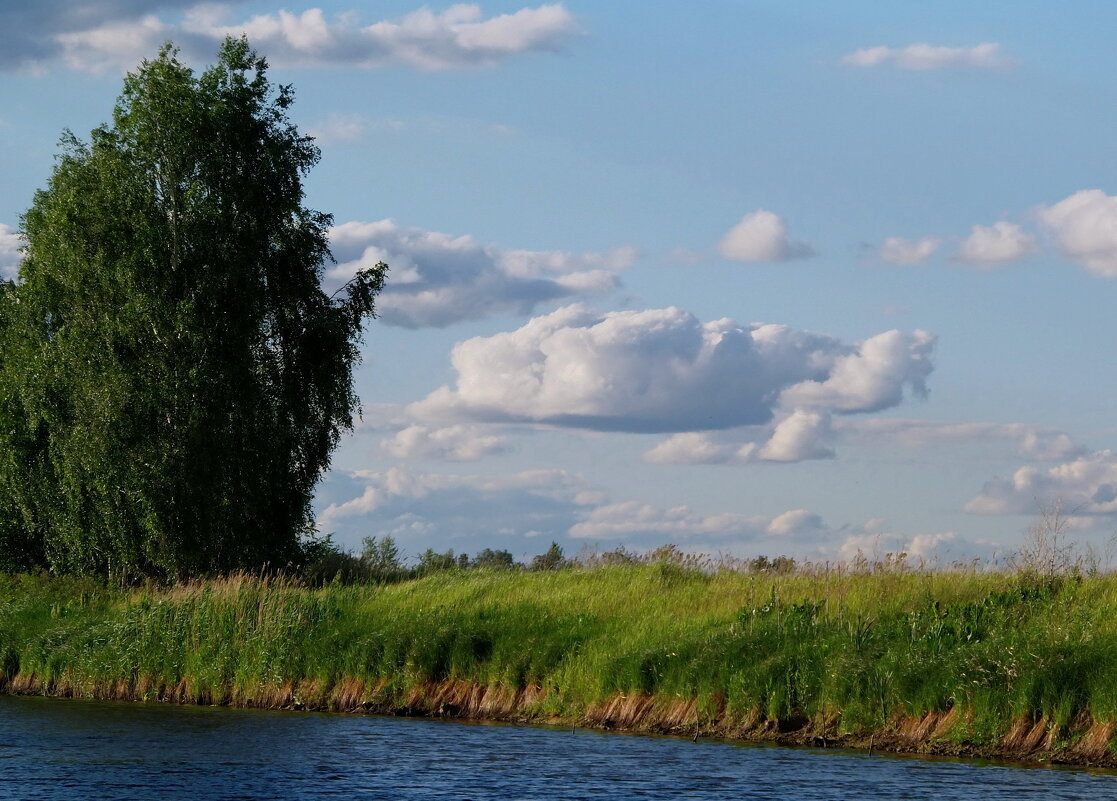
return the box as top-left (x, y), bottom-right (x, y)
top-left (2, 563), bottom-right (1117, 763)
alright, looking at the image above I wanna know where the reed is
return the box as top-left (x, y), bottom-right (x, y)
top-left (2, 561), bottom-right (1117, 761)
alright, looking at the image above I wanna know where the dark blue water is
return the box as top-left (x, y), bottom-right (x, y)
top-left (0, 696), bottom-right (1114, 800)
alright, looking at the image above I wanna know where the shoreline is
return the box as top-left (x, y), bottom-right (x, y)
top-left (4, 674), bottom-right (1115, 769)
top-left (6, 567), bottom-right (1117, 769)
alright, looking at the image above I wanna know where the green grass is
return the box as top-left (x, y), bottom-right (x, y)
top-left (2, 564), bottom-right (1117, 752)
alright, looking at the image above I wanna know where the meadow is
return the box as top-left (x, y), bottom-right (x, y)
top-left (2, 552), bottom-right (1117, 763)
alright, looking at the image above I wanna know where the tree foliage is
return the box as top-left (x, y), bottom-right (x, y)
top-left (529, 542), bottom-right (566, 571)
top-left (0, 39), bottom-right (386, 581)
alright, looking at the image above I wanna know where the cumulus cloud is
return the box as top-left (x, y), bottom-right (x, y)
top-left (879, 236), bottom-right (940, 265)
top-left (718, 210), bottom-right (814, 263)
top-left (0, 0), bottom-right (214, 71)
top-left (1038, 190), bottom-right (1117, 277)
top-left (45, 3), bottom-right (578, 74)
top-left (230, 4), bottom-right (575, 70)
top-left (841, 42), bottom-right (1007, 71)
top-left (757, 410), bottom-right (835, 462)
top-left (954, 221), bottom-right (1036, 267)
top-left (1018, 430), bottom-right (1084, 461)
top-left (0, 224), bottom-right (23, 280)
top-left (777, 329), bottom-right (935, 414)
top-left (829, 515), bottom-right (1002, 565)
top-left (380, 424), bottom-right (509, 462)
top-left (643, 412), bottom-right (838, 467)
top-left (767, 509), bottom-right (826, 538)
top-left (966, 451), bottom-right (1117, 516)
top-left (328, 220), bottom-right (634, 328)
top-left (56, 13), bottom-right (172, 73)
top-left (407, 304), bottom-right (935, 433)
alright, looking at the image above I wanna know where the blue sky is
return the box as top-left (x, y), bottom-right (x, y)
top-left (4, 1), bottom-right (1117, 565)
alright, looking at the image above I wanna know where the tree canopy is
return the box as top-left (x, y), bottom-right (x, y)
top-left (0, 39), bottom-right (386, 581)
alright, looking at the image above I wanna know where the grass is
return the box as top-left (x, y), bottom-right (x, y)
top-left (2, 561), bottom-right (1117, 758)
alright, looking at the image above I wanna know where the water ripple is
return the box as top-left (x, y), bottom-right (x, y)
top-left (1, 696), bottom-right (1115, 800)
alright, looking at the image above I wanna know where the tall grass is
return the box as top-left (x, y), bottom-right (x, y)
top-left (2, 561), bottom-right (1117, 756)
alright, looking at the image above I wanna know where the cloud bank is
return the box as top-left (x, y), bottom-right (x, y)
top-left (10, 3), bottom-right (578, 73)
top-left (316, 466), bottom-right (834, 554)
top-left (0, 0), bottom-right (211, 71)
top-left (844, 419), bottom-right (1083, 461)
top-left (966, 451), bottom-right (1117, 516)
top-left (643, 418), bottom-right (1081, 467)
top-left (316, 467), bottom-right (990, 563)
top-left (328, 220), bottom-right (633, 328)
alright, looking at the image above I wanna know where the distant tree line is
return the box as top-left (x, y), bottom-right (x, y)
top-left (300, 537), bottom-right (571, 586)
top-left (300, 537), bottom-right (800, 586)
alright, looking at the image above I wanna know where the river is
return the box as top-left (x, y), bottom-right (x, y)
top-left (0, 695), bottom-right (1114, 799)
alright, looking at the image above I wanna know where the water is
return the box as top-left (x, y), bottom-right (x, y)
top-left (0, 696), bottom-right (1115, 800)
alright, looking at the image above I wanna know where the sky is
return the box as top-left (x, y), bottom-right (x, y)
top-left (4, 1), bottom-right (1117, 566)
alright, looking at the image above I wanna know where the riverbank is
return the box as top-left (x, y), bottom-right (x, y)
top-left (2, 565), bottom-right (1117, 765)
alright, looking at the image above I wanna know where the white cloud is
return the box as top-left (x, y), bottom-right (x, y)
top-left (642, 417), bottom-right (1081, 467)
top-left (840, 419), bottom-right (1083, 461)
top-left (836, 532), bottom-right (900, 562)
top-left (830, 518), bottom-right (1002, 565)
top-left (777, 329), bottom-right (936, 414)
top-left (568, 501), bottom-right (770, 540)
top-left (966, 450), bottom-right (1117, 516)
top-left (0, 0), bottom-right (213, 71)
top-left (955, 221), bottom-right (1036, 267)
top-left (0, 224), bottom-right (22, 280)
top-left (643, 432), bottom-right (735, 465)
top-left (318, 465), bottom-right (581, 527)
top-left (408, 304), bottom-right (935, 433)
top-left (904, 532), bottom-right (960, 561)
top-left (328, 220), bottom-right (634, 328)
top-left (767, 509), bottom-right (825, 537)
top-left (50, 3), bottom-right (579, 74)
top-left (835, 531), bottom-right (971, 564)
top-left (316, 466), bottom-right (835, 555)
top-left (1018, 430), bottom-right (1083, 461)
top-left (316, 467), bottom-right (1006, 561)
top-left (56, 14), bottom-right (170, 73)
top-left (841, 42), bottom-right (1006, 71)
top-left (718, 210), bottom-right (814, 263)
top-left (306, 113), bottom-right (369, 144)
top-left (380, 424), bottom-right (509, 461)
top-left (879, 236), bottom-right (940, 265)
top-left (1038, 190), bottom-right (1117, 277)
top-left (641, 415), bottom-right (836, 466)
top-left (758, 410), bottom-right (835, 462)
